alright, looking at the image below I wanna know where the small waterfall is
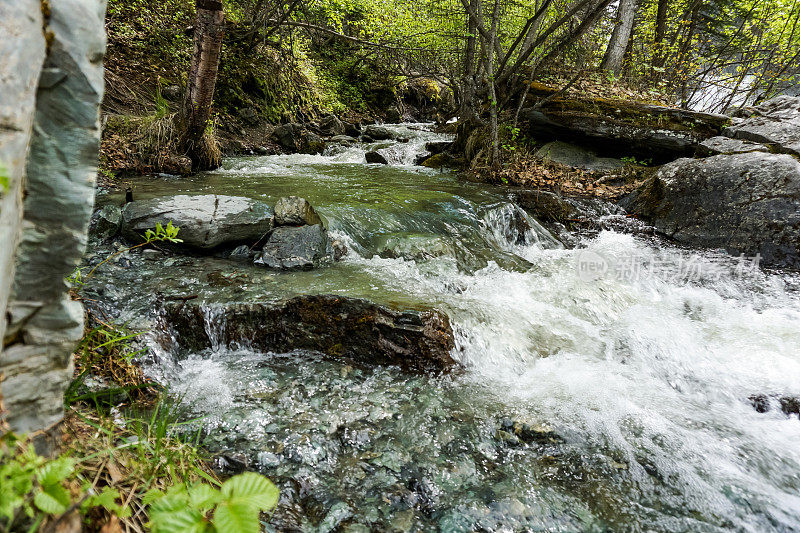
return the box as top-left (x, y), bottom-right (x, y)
top-left (201, 305), bottom-right (228, 352)
top-left (481, 202), bottom-right (563, 251)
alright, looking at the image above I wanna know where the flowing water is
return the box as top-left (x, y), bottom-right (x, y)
top-left (89, 124), bottom-right (800, 532)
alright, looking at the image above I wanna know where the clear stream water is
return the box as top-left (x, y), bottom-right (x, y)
top-left (90, 125), bottom-right (800, 532)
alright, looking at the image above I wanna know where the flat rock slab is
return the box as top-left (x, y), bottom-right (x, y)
top-left (535, 141), bottom-right (624, 172)
top-left (621, 152), bottom-right (800, 268)
top-left (724, 96), bottom-right (800, 156)
top-left (161, 295), bottom-right (457, 373)
top-left (697, 136), bottom-right (769, 156)
top-left (122, 194), bottom-right (273, 250)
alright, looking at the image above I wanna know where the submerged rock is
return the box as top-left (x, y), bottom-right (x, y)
top-left (724, 96), bottom-right (800, 156)
top-left (122, 195), bottom-right (273, 251)
top-left (274, 196), bottom-right (323, 227)
top-left (161, 295), bottom-right (457, 372)
top-left (621, 152), bottom-right (800, 268)
top-left (366, 150), bottom-right (389, 164)
top-left (257, 224), bottom-right (333, 270)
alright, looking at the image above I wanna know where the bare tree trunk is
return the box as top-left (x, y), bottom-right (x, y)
top-left (486, 0), bottom-right (501, 172)
top-left (460, 0), bottom-right (479, 120)
top-left (600, 0), bottom-right (637, 75)
top-left (183, 0), bottom-right (225, 170)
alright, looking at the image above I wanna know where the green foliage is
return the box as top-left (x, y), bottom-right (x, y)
top-left (0, 433), bottom-right (128, 531)
top-left (144, 473), bottom-right (279, 533)
top-left (144, 221), bottom-right (183, 244)
top-left (0, 162), bottom-right (8, 196)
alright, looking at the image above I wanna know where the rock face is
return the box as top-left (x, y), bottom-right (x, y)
top-left (122, 195), bottom-right (273, 250)
top-left (0, 0), bottom-right (46, 356)
top-left (366, 151), bottom-right (389, 164)
top-left (724, 96), bottom-right (800, 156)
top-left (273, 123), bottom-right (303, 151)
top-left (274, 196), bottom-right (323, 226)
top-left (161, 295), bottom-right (457, 373)
top-left (257, 224), bottom-right (333, 270)
top-left (520, 96), bottom-right (729, 160)
top-left (621, 152), bottom-right (800, 268)
top-left (534, 141), bottom-right (624, 172)
top-left (1, 0), bottom-right (106, 438)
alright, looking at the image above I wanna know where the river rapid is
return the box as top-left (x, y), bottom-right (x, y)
top-left (89, 124), bottom-right (800, 532)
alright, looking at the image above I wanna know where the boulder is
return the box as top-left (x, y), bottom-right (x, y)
top-left (365, 151), bottom-right (389, 164)
top-left (697, 136), bottom-right (769, 156)
top-left (620, 152), bottom-right (800, 268)
top-left (320, 114), bottom-right (346, 136)
top-left (273, 123), bottom-right (303, 151)
top-left (122, 195), bottom-right (273, 251)
top-left (364, 125), bottom-right (394, 141)
top-left (274, 196), bottom-right (323, 226)
top-left (90, 204), bottom-right (123, 240)
top-left (723, 96), bottom-right (800, 156)
top-left (238, 107), bottom-right (259, 126)
top-left (329, 135), bottom-right (358, 145)
top-left (421, 152), bottom-right (462, 169)
top-left (257, 224), bottom-right (332, 270)
top-left (344, 122), bottom-right (361, 137)
top-left (425, 141), bottom-right (452, 155)
top-left (520, 96), bottom-right (729, 161)
top-left (510, 189), bottom-right (579, 224)
top-left (300, 131), bottom-right (325, 155)
top-left (534, 141), bottom-right (624, 172)
top-left (161, 295), bottom-right (457, 372)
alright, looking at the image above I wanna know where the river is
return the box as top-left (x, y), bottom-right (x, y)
top-left (89, 124), bottom-right (800, 532)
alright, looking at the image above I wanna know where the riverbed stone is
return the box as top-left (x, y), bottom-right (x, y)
top-left (122, 194), bottom-right (273, 250)
top-left (273, 122), bottom-right (303, 151)
top-left (161, 295), bottom-right (457, 372)
top-left (90, 204), bottom-right (123, 240)
top-left (364, 125), bottom-right (394, 140)
top-left (366, 150), bottom-right (389, 164)
top-left (257, 224), bottom-right (332, 270)
top-left (320, 114), bottom-right (346, 136)
top-left (723, 96), bottom-right (800, 156)
top-left (274, 196), bottom-right (323, 226)
top-left (620, 152), bottom-right (800, 268)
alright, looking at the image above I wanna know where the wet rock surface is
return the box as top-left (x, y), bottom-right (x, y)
top-left (621, 152), bottom-right (800, 268)
top-left (122, 194), bottom-right (274, 250)
top-left (365, 150), bottom-right (389, 164)
top-left (257, 224), bottom-right (333, 270)
top-left (274, 196), bottom-right (323, 227)
top-left (90, 204), bottom-right (123, 240)
top-left (363, 125), bottom-right (394, 141)
top-left (161, 295), bottom-right (457, 372)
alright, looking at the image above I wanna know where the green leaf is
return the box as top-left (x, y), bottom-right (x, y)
top-left (220, 472), bottom-right (279, 511)
top-left (33, 484), bottom-right (71, 515)
top-left (212, 501), bottom-right (260, 533)
top-left (188, 483), bottom-right (221, 512)
top-left (151, 508), bottom-right (209, 533)
top-left (36, 457), bottom-right (75, 487)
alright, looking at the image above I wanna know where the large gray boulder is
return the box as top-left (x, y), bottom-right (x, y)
top-left (122, 195), bottom-right (273, 250)
top-left (90, 204), bottom-right (123, 240)
top-left (257, 224), bottom-right (333, 270)
top-left (161, 295), bottom-right (457, 373)
top-left (724, 96), bottom-right (800, 156)
top-left (621, 152), bottom-right (800, 268)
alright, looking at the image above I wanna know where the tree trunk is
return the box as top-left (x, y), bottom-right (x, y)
top-left (460, 0), bottom-right (479, 120)
top-left (183, 0), bottom-right (225, 170)
top-left (600, 0), bottom-right (637, 75)
top-left (486, 0), bottom-right (500, 172)
top-left (652, 0), bottom-right (669, 67)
